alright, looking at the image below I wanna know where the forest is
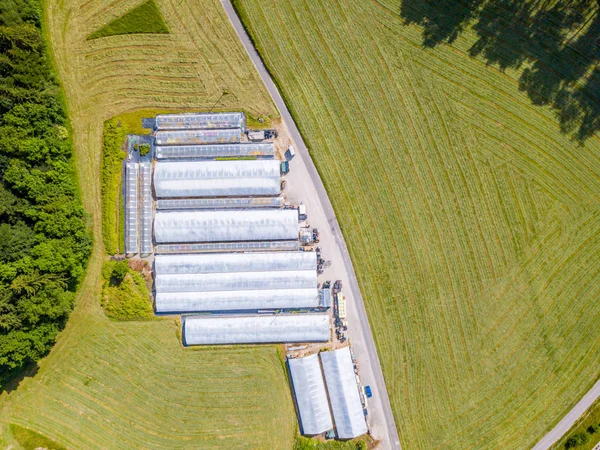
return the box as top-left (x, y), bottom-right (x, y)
top-left (0, 0), bottom-right (91, 384)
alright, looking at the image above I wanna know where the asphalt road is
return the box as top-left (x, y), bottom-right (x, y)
top-left (220, 1), bottom-right (402, 449)
top-left (532, 378), bottom-right (600, 450)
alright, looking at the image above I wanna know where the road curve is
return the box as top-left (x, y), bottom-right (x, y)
top-left (532, 378), bottom-right (600, 450)
top-left (220, 1), bottom-right (402, 449)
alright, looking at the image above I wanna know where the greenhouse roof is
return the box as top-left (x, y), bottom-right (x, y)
top-left (154, 252), bottom-right (316, 275)
top-left (155, 143), bottom-right (274, 159)
top-left (288, 354), bottom-right (334, 435)
top-left (183, 313), bottom-right (330, 345)
top-left (155, 196), bottom-right (283, 210)
top-left (153, 209), bottom-right (299, 243)
top-left (320, 347), bottom-right (368, 439)
top-left (155, 288), bottom-right (319, 313)
top-left (155, 129), bottom-right (241, 146)
top-left (155, 270), bottom-right (317, 293)
top-left (154, 112), bottom-right (245, 131)
top-left (153, 160), bottom-right (281, 198)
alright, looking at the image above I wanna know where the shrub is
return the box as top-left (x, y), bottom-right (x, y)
top-left (565, 432), bottom-right (589, 449)
top-left (139, 143), bottom-right (151, 156)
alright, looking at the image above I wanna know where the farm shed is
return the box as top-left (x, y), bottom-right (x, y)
top-left (155, 289), bottom-right (319, 313)
top-left (153, 209), bottom-right (299, 243)
top-left (153, 160), bottom-right (281, 198)
top-left (154, 129), bottom-right (241, 146)
top-left (154, 251), bottom-right (317, 275)
top-left (288, 354), bottom-right (333, 435)
top-left (155, 143), bottom-right (274, 159)
top-left (139, 161), bottom-right (153, 255)
top-left (320, 347), bottom-right (368, 439)
top-left (154, 112), bottom-right (246, 131)
top-left (155, 270), bottom-right (317, 293)
top-left (125, 162), bottom-right (139, 255)
top-left (182, 313), bottom-right (330, 345)
top-left (156, 196), bottom-right (283, 210)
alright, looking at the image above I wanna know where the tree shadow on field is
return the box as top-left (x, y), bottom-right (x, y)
top-left (397, 0), bottom-right (600, 141)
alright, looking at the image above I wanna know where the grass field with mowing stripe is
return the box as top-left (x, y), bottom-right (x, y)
top-left (0, 0), bottom-right (296, 448)
top-left (233, 1), bottom-right (600, 448)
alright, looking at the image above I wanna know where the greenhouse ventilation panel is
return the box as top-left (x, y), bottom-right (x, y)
top-left (155, 143), bottom-right (274, 159)
top-left (182, 313), bottom-right (330, 345)
top-left (320, 347), bottom-right (368, 439)
top-left (153, 160), bottom-right (281, 198)
top-left (153, 209), bottom-right (299, 243)
top-left (288, 354), bottom-right (333, 435)
top-left (154, 129), bottom-right (241, 146)
top-left (155, 197), bottom-right (283, 210)
top-left (154, 112), bottom-right (246, 132)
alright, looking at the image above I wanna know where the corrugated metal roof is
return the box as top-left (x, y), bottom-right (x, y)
top-left (183, 313), bottom-right (330, 345)
top-left (288, 354), bottom-right (334, 435)
top-left (320, 347), bottom-right (368, 439)
top-left (153, 209), bottom-right (299, 243)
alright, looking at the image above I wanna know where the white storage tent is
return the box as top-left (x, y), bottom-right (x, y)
top-left (154, 112), bottom-right (246, 131)
top-left (155, 289), bottom-right (319, 313)
top-left (155, 252), bottom-right (316, 275)
top-left (183, 313), bottom-right (330, 345)
top-left (153, 160), bottom-right (281, 198)
top-left (155, 270), bottom-right (316, 293)
top-left (288, 354), bottom-right (334, 435)
top-left (155, 143), bottom-right (274, 159)
top-left (154, 209), bottom-right (299, 243)
top-left (320, 347), bottom-right (368, 439)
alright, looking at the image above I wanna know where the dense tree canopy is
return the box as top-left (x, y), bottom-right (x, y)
top-left (0, 0), bottom-right (91, 384)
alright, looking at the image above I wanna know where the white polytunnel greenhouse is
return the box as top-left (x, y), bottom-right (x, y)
top-left (125, 162), bottom-right (139, 255)
top-left (154, 112), bottom-right (246, 131)
top-left (155, 143), bottom-right (274, 159)
top-left (182, 313), bottom-right (330, 345)
top-left (156, 196), bottom-right (283, 210)
top-left (153, 209), bottom-right (299, 243)
top-left (153, 160), bottom-right (281, 198)
top-left (320, 347), bottom-right (368, 439)
top-left (155, 270), bottom-right (316, 293)
top-left (154, 129), bottom-right (241, 146)
top-left (288, 354), bottom-right (334, 435)
top-left (154, 252), bottom-right (317, 275)
top-left (155, 289), bottom-right (319, 313)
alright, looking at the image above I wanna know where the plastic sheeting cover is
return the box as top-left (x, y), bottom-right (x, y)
top-left (183, 313), bottom-right (330, 345)
top-left (320, 347), bottom-right (368, 439)
top-left (154, 160), bottom-right (281, 198)
top-left (155, 252), bottom-right (316, 275)
top-left (155, 288), bottom-right (319, 313)
top-left (155, 270), bottom-right (316, 293)
top-left (154, 209), bottom-right (299, 243)
top-left (288, 354), bottom-right (333, 435)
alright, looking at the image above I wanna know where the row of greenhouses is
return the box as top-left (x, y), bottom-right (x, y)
top-left (288, 347), bottom-right (368, 439)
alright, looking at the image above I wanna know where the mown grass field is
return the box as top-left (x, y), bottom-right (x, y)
top-left (0, 0), bottom-right (296, 448)
top-left (233, 1), bottom-right (600, 449)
